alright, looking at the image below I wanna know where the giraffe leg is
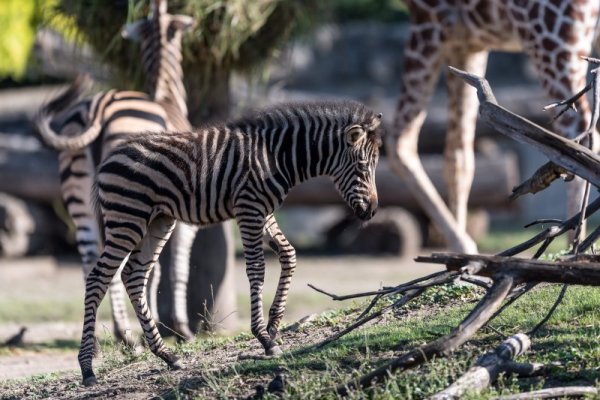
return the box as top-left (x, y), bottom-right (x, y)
top-left (388, 22), bottom-right (478, 253)
top-left (236, 212), bottom-right (280, 356)
top-left (168, 222), bottom-right (198, 342)
top-left (264, 214), bottom-right (296, 340)
top-left (514, 0), bottom-right (599, 242)
top-left (121, 215), bottom-right (180, 369)
top-left (444, 49), bottom-right (489, 232)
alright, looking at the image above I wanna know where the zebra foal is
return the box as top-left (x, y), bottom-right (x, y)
top-left (79, 100), bottom-right (383, 385)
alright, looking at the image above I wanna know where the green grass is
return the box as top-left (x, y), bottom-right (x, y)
top-left (3, 283), bottom-right (600, 398)
top-left (176, 284), bottom-right (600, 399)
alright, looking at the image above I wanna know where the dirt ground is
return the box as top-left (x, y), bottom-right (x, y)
top-left (0, 254), bottom-right (442, 383)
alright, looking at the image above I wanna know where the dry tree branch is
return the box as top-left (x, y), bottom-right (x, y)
top-left (429, 333), bottom-right (544, 400)
top-left (527, 284), bottom-right (567, 336)
top-left (308, 270), bottom-right (452, 301)
top-left (448, 66), bottom-right (600, 188)
top-left (497, 196), bottom-right (600, 257)
top-left (490, 386), bottom-right (598, 400)
top-left (315, 288), bottom-right (424, 350)
top-left (336, 275), bottom-right (515, 396)
top-left (307, 271), bottom-right (460, 350)
top-left (509, 162), bottom-right (573, 200)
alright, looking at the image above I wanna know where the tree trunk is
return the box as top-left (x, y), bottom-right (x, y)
top-left (158, 64), bottom-right (237, 335)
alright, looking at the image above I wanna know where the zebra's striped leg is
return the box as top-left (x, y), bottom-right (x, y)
top-left (78, 233), bottom-right (136, 386)
top-left (147, 258), bottom-right (161, 323)
top-left (60, 152), bottom-right (132, 349)
top-left (237, 214), bottom-right (281, 356)
top-left (107, 265), bottom-right (135, 347)
top-left (168, 222), bottom-right (198, 341)
top-left (121, 216), bottom-right (181, 369)
top-left (264, 214), bottom-right (296, 340)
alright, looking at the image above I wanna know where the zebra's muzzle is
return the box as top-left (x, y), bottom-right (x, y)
top-left (354, 196), bottom-right (377, 221)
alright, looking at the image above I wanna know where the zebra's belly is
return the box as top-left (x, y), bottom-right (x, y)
top-left (156, 189), bottom-right (235, 227)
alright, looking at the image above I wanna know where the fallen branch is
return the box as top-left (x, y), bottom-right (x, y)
top-left (496, 196), bottom-right (600, 257)
top-left (491, 386), bottom-right (598, 400)
top-left (336, 275), bottom-right (514, 395)
top-left (509, 162), bottom-right (573, 200)
top-left (316, 288), bottom-right (423, 349)
top-left (429, 333), bottom-right (543, 400)
top-left (309, 271), bottom-right (459, 350)
top-left (417, 253), bottom-right (600, 286)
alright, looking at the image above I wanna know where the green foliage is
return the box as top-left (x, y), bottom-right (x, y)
top-left (325, 0), bottom-right (408, 23)
top-left (0, 0), bottom-right (79, 80)
top-left (53, 0), bottom-right (315, 89)
top-left (0, 0), bottom-right (36, 78)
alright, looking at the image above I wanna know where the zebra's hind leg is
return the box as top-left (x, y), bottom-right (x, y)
top-left (237, 213), bottom-right (281, 356)
top-left (168, 222), bottom-right (199, 342)
top-left (78, 233), bottom-right (138, 386)
top-left (121, 215), bottom-right (181, 369)
top-left (264, 214), bottom-right (296, 341)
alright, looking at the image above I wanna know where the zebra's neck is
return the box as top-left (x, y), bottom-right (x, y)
top-left (268, 111), bottom-right (341, 189)
top-left (140, 32), bottom-right (188, 118)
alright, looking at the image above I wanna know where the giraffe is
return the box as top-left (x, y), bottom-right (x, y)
top-left (387, 0), bottom-right (600, 253)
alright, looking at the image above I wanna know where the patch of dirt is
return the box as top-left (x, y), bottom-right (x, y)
top-left (0, 255), bottom-right (443, 384)
top-left (0, 315), bottom-right (345, 399)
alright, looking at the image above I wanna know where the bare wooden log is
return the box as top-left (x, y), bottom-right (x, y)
top-left (491, 386), bottom-right (598, 400)
top-left (286, 155), bottom-right (518, 210)
top-left (448, 67), bottom-right (600, 188)
top-left (429, 333), bottom-right (536, 400)
top-left (0, 135), bottom-right (60, 201)
top-left (417, 253), bottom-right (600, 286)
top-left (336, 275), bottom-right (514, 395)
top-left (0, 193), bottom-right (66, 257)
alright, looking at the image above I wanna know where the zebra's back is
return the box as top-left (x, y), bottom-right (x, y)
top-left (97, 129), bottom-right (244, 227)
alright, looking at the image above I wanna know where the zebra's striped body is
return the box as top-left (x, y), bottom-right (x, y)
top-left (35, 0), bottom-right (197, 342)
top-left (79, 101), bottom-right (383, 385)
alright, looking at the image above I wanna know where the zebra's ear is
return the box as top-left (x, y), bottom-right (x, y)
top-left (170, 15), bottom-right (195, 33)
top-left (122, 20), bottom-right (145, 41)
top-left (346, 125), bottom-right (366, 145)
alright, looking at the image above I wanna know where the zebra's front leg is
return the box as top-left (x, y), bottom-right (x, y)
top-left (168, 222), bottom-right (199, 342)
top-left (237, 213), bottom-right (281, 356)
top-left (264, 214), bottom-right (296, 341)
top-left (107, 265), bottom-right (136, 348)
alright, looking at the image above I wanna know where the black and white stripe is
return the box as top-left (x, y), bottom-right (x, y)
top-left (78, 100), bottom-right (383, 385)
top-left (35, 0), bottom-right (197, 343)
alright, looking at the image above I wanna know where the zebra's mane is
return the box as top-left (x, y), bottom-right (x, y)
top-left (120, 100), bottom-right (381, 145)
top-left (226, 100), bottom-right (376, 131)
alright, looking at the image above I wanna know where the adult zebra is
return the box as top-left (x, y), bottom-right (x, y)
top-left (79, 100), bottom-right (383, 386)
top-left (36, 0), bottom-right (198, 342)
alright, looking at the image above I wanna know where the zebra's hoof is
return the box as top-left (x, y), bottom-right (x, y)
top-left (168, 358), bottom-right (183, 370)
top-left (267, 325), bottom-right (280, 340)
top-left (174, 325), bottom-right (195, 343)
top-left (266, 345), bottom-right (283, 357)
top-left (82, 374), bottom-right (98, 387)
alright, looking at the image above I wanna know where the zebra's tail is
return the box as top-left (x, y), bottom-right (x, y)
top-left (35, 74), bottom-right (101, 151)
top-left (91, 179), bottom-right (105, 247)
